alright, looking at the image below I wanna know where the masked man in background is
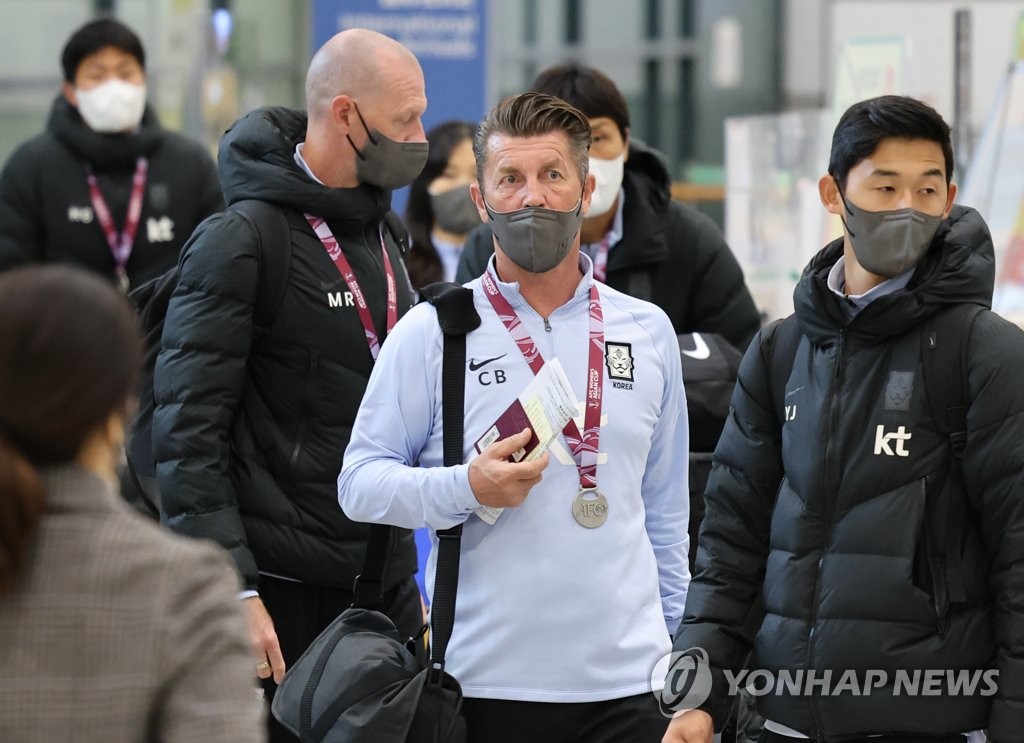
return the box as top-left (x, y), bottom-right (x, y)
top-left (0, 18), bottom-right (222, 290)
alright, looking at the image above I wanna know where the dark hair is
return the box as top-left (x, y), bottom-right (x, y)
top-left (530, 63), bottom-right (630, 141)
top-left (61, 18), bottom-right (146, 83)
top-left (474, 92), bottom-right (592, 190)
top-left (0, 266), bottom-right (142, 595)
top-left (829, 95), bottom-right (954, 189)
top-left (404, 120), bottom-right (476, 290)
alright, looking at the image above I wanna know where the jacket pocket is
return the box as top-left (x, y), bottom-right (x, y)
top-left (288, 350), bottom-right (320, 475)
top-left (912, 477), bottom-right (951, 637)
top-left (288, 419), bottom-right (308, 473)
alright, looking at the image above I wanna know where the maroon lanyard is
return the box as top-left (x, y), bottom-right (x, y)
top-left (481, 270), bottom-right (605, 489)
top-left (591, 234), bottom-right (611, 282)
top-left (85, 157), bottom-right (147, 292)
top-left (305, 214), bottom-right (398, 361)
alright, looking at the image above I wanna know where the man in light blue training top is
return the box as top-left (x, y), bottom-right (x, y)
top-left (338, 92), bottom-right (690, 743)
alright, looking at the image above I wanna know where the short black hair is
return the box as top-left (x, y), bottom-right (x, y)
top-left (530, 64), bottom-right (630, 141)
top-left (61, 18), bottom-right (145, 83)
top-left (829, 95), bottom-right (954, 189)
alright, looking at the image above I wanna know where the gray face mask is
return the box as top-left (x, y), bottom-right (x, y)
top-left (839, 190), bottom-right (943, 278)
top-left (348, 103), bottom-right (428, 190)
top-left (430, 184), bottom-right (481, 235)
top-left (485, 197), bottom-right (584, 274)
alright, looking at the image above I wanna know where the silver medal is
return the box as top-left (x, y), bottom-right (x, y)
top-left (116, 268), bottom-right (130, 294)
top-left (572, 488), bottom-right (608, 528)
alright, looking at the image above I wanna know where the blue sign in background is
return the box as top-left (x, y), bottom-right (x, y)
top-left (311, 0), bottom-right (488, 604)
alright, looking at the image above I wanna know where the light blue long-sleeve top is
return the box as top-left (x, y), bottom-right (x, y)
top-left (338, 255), bottom-right (690, 702)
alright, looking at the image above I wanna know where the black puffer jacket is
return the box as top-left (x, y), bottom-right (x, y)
top-left (0, 96), bottom-right (222, 287)
top-left (455, 140), bottom-right (761, 351)
top-left (676, 206), bottom-right (1024, 741)
top-left (153, 107), bottom-right (417, 591)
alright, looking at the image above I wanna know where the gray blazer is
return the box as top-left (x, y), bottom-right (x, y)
top-left (0, 466), bottom-right (265, 742)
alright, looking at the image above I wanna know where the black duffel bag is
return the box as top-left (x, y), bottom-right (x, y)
top-left (269, 526), bottom-right (466, 742)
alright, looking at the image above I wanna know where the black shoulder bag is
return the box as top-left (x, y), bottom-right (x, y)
top-left (270, 281), bottom-right (479, 742)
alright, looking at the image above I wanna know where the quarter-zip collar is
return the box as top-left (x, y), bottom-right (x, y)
top-left (485, 252), bottom-right (595, 316)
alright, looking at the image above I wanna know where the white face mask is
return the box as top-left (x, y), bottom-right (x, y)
top-left (75, 79), bottom-right (147, 133)
top-left (586, 153), bottom-right (625, 217)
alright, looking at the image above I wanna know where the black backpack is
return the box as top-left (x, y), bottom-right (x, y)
top-left (123, 199), bottom-right (292, 517)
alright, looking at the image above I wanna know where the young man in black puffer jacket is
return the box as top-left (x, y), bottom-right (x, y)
top-left (667, 96), bottom-right (1024, 743)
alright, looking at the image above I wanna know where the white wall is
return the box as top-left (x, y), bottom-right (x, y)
top-left (830, 1), bottom-right (1024, 135)
top-left (783, 0), bottom-right (830, 108)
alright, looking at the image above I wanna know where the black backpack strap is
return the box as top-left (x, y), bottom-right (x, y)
top-left (231, 199), bottom-right (292, 329)
top-left (351, 524), bottom-right (393, 611)
top-left (765, 315), bottom-right (803, 425)
top-left (419, 281), bottom-right (480, 681)
top-left (920, 303), bottom-right (984, 605)
top-left (382, 209), bottom-right (410, 257)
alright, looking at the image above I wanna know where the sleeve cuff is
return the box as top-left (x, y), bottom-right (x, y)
top-left (453, 463), bottom-right (481, 513)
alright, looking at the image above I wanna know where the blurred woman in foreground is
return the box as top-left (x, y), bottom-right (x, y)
top-left (0, 265), bottom-right (264, 742)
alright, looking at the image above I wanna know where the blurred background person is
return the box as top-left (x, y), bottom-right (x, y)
top-left (0, 264), bottom-right (264, 743)
top-left (404, 119), bottom-right (480, 289)
top-left (0, 18), bottom-right (222, 291)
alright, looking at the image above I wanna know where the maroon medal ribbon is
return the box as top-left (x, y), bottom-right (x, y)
top-left (305, 214), bottom-right (398, 361)
top-left (85, 157), bottom-right (148, 292)
top-left (591, 234), bottom-right (611, 283)
top-left (481, 270), bottom-right (605, 489)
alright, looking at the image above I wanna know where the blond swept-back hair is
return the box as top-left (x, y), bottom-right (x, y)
top-left (473, 92), bottom-right (592, 190)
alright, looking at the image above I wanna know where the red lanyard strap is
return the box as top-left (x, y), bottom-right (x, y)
top-left (481, 270), bottom-right (605, 489)
top-left (591, 234), bottom-right (611, 283)
top-left (86, 157), bottom-right (148, 291)
top-left (305, 214), bottom-right (398, 361)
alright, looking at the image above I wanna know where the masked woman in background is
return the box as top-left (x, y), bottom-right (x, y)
top-left (404, 120), bottom-right (480, 289)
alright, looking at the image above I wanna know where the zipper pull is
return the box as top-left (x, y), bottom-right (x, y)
top-left (544, 317), bottom-right (552, 332)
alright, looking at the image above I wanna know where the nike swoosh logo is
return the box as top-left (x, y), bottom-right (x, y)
top-left (680, 332), bottom-right (711, 360)
top-left (469, 354), bottom-right (507, 371)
